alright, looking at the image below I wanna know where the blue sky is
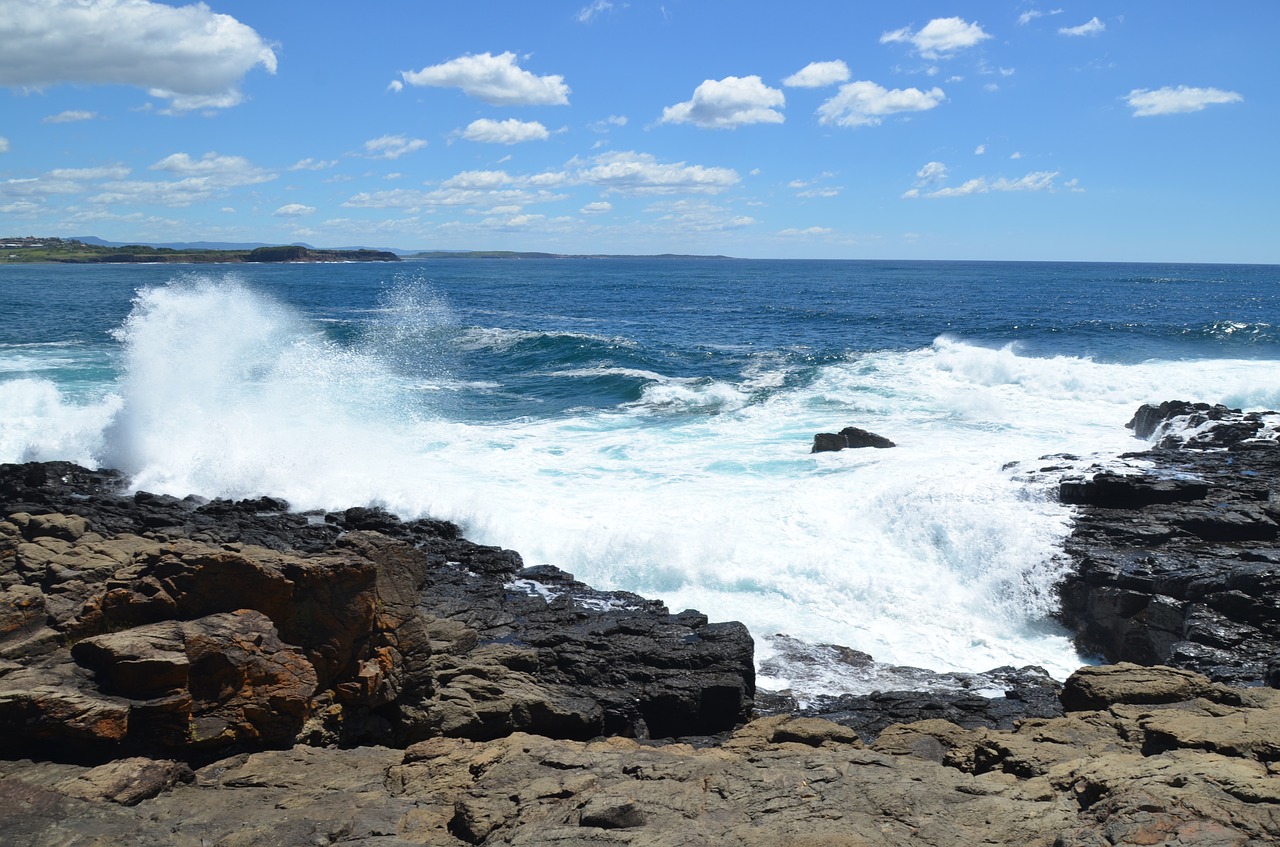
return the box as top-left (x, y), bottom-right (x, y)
top-left (1, 1), bottom-right (1275, 261)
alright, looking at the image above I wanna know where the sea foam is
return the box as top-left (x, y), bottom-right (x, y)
top-left (6, 275), bottom-right (1280, 696)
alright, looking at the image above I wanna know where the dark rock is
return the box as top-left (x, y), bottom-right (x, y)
top-left (0, 461), bottom-right (756, 761)
top-left (812, 426), bottom-right (896, 452)
top-left (1058, 403), bottom-right (1280, 685)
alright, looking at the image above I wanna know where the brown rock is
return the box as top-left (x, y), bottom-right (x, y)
top-left (1061, 663), bottom-right (1214, 711)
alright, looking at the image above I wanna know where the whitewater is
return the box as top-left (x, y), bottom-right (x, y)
top-left (2, 259), bottom-right (1277, 696)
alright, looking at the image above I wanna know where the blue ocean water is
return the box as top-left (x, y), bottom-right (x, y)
top-left (2, 259), bottom-right (1278, 694)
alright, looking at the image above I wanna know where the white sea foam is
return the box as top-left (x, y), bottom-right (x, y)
top-left (5, 278), bottom-right (1280, 694)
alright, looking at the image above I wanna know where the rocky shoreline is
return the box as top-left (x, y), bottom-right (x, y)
top-left (3, 401), bottom-right (1279, 845)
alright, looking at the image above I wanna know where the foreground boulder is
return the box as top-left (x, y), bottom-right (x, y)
top-left (0, 462), bottom-right (754, 761)
top-left (1056, 403), bottom-right (1280, 685)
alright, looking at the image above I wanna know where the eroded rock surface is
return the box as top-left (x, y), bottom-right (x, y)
top-left (3, 665), bottom-right (1278, 846)
top-left (0, 461), bottom-right (754, 761)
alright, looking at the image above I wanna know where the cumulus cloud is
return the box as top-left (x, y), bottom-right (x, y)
top-left (579, 151), bottom-right (740, 194)
top-left (974, 144), bottom-right (986, 155)
top-left (915, 161), bottom-right (948, 184)
top-left (442, 170), bottom-right (511, 190)
top-left (648, 199), bottom-right (754, 232)
top-left (1060, 17), bottom-right (1105, 36)
top-left (1125, 85), bottom-right (1243, 116)
top-left (817, 81), bottom-right (945, 127)
top-left (0, 0), bottom-right (276, 112)
top-left (660, 75), bottom-right (785, 128)
top-left (81, 151), bottom-right (274, 206)
top-left (43, 110), bottom-right (96, 123)
top-left (150, 152), bottom-right (271, 182)
top-left (361, 134), bottom-right (428, 160)
top-left (273, 203), bottom-right (315, 217)
top-left (783, 60), bottom-right (851, 88)
top-left (400, 51), bottom-right (569, 106)
top-left (881, 17), bottom-right (991, 59)
top-left (580, 201), bottom-right (612, 214)
top-left (461, 118), bottom-right (551, 144)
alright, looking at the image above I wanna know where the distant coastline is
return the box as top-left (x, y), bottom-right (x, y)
top-left (1, 237), bottom-right (398, 264)
top-left (2, 237), bottom-right (734, 264)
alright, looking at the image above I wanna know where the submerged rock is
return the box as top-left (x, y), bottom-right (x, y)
top-left (811, 425), bottom-right (897, 452)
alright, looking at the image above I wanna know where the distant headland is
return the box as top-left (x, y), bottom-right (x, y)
top-left (2, 236), bottom-right (732, 264)
top-left (1, 237), bottom-right (398, 264)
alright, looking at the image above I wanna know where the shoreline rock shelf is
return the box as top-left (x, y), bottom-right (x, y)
top-left (3, 398), bottom-right (1280, 844)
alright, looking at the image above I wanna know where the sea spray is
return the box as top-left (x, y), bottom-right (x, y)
top-left (4, 260), bottom-right (1278, 696)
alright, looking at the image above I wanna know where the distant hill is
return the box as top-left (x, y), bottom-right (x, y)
top-left (72, 236), bottom-right (311, 251)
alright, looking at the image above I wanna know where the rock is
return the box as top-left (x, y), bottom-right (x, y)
top-left (54, 757), bottom-right (193, 805)
top-left (0, 461), bottom-right (756, 759)
top-left (1059, 663), bottom-right (1214, 711)
top-left (1057, 404), bottom-right (1280, 685)
top-left (811, 426), bottom-right (896, 452)
top-left (12, 677), bottom-right (1280, 846)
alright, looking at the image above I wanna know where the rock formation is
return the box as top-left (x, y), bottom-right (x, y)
top-left (0, 461), bottom-right (754, 762)
top-left (1056, 403), bottom-right (1280, 685)
top-left (811, 426), bottom-right (897, 452)
top-left (3, 664), bottom-right (1279, 845)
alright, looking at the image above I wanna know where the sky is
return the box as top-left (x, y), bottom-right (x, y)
top-left (0, 1), bottom-right (1276, 262)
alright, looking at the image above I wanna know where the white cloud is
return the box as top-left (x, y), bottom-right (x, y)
top-left (817, 81), bottom-right (945, 127)
top-left (273, 203), bottom-right (315, 217)
top-left (576, 1), bottom-right (617, 23)
top-left (442, 170), bottom-right (511, 190)
top-left (0, 137), bottom-right (9, 153)
top-left (0, 0), bottom-right (276, 112)
top-left (49, 166), bottom-right (131, 180)
top-left (43, 110), bottom-right (96, 123)
top-left (1125, 85), bottom-right (1243, 117)
top-left (579, 151), bottom-right (740, 195)
top-left (1060, 17), bottom-right (1105, 36)
top-left (906, 167), bottom-right (1062, 198)
top-left (461, 118), bottom-right (551, 144)
top-left (580, 201), bottom-right (612, 214)
top-left (1019, 9), bottom-right (1063, 26)
top-left (1010, 151), bottom-right (1023, 159)
top-left (400, 51), bottom-right (570, 106)
top-left (647, 199), bottom-right (754, 232)
top-left (387, 80), bottom-right (404, 93)
top-left (915, 161), bottom-right (948, 184)
top-left (881, 17), bottom-right (991, 59)
top-left (598, 115), bottom-right (628, 128)
top-left (289, 158), bottom-right (338, 171)
top-left (149, 152), bottom-right (269, 181)
top-left (661, 75), bottom-right (785, 129)
top-left (974, 144), bottom-right (986, 155)
top-left (783, 60), bottom-right (850, 88)
top-left (361, 134), bottom-right (428, 160)
top-left (779, 226), bottom-right (832, 236)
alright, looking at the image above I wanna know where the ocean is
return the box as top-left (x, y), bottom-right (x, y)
top-left (2, 259), bottom-right (1278, 696)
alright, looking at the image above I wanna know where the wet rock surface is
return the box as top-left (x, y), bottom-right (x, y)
top-left (1055, 403), bottom-right (1280, 685)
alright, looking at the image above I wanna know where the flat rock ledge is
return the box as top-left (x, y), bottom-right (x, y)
top-left (3, 663), bottom-right (1279, 845)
